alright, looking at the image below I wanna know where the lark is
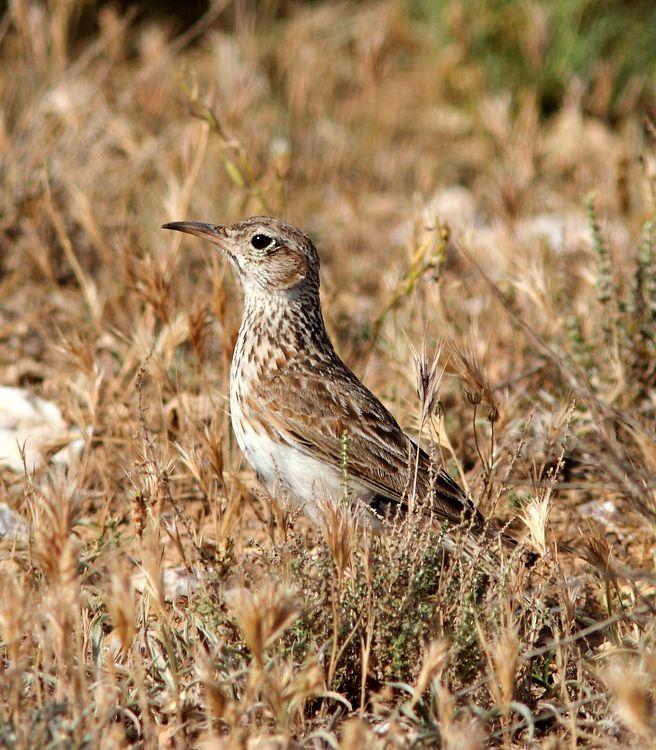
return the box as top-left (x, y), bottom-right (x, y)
top-left (163, 216), bottom-right (491, 541)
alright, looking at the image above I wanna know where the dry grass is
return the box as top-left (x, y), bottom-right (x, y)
top-left (1, 2), bottom-right (656, 747)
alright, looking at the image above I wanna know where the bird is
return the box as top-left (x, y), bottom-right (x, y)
top-left (162, 216), bottom-right (515, 561)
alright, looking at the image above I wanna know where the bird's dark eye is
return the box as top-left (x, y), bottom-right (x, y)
top-left (251, 233), bottom-right (273, 250)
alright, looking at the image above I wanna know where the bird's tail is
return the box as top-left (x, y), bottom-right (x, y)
top-left (440, 518), bottom-right (536, 579)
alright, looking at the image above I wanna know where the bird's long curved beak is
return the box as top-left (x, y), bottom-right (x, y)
top-left (162, 221), bottom-right (228, 249)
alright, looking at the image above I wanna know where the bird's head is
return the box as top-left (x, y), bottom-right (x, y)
top-left (163, 216), bottom-right (320, 296)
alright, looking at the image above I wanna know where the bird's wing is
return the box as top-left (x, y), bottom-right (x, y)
top-left (248, 357), bottom-right (480, 527)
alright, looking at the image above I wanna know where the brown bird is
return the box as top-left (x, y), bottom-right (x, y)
top-left (163, 217), bottom-right (506, 556)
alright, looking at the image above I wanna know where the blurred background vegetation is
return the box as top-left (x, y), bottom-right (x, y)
top-left (412, 0), bottom-right (656, 118)
top-left (54, 0), bottom-right (656, 120)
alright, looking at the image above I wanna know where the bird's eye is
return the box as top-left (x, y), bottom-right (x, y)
top-left (251, 233), bottom-right (273, 250)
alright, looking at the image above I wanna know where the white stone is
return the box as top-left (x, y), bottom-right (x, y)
top-left (0, 503), bottom-right (28, 542)
top-left (0, 386), bottom-right (84, 472)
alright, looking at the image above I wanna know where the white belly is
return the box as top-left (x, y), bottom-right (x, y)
top-left (230, 387), bottom-right (344, 521)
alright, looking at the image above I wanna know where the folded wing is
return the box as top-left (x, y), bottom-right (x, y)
top-left (249, 356), bottom-right (482, 528)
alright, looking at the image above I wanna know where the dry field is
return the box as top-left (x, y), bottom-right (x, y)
top-left (1, 2), bottom-right (656, 748)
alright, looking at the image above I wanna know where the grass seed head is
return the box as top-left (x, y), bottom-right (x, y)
top-left (225, 582), bottom-right (300, 666)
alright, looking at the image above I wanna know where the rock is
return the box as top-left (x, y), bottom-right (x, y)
top-left (0, 503), bottom-right (28, 542)
top-left (424, 185), bottom-right (478, 230)
top-left (578, 499), bottom-right (618, 524)
top-left (0, 386), bottom-right (85, 472)
top-left (133, 565), bottom-right (201, 602)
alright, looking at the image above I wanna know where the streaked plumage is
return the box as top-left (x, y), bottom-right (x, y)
top-left (163, 216), bottom-right (486, 534)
